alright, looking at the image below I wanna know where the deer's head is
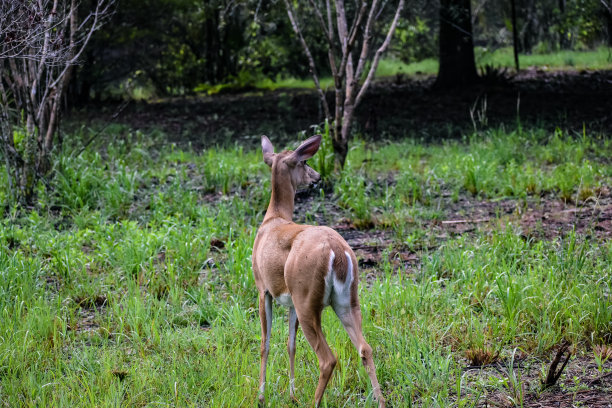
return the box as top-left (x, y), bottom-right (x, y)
top-left (261, 135), bottom-right (322, 190)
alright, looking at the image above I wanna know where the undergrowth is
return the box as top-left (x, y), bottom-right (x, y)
top-left (0, 124), bottom-right (610, 406)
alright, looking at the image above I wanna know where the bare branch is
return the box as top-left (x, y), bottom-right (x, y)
top-left (337, 0), bottom-right (368, 81)
top-left (1, 0), bottom-right (115, 204)
top-left (353, 0), bottom-right (380, 83)
top-left (283, 0), bottom-right (331, 120)
top-left (284, 0), bottom-right (403, 168)
top-left (308, 0), bottom-right (331, 41)
top-left (355, 0), bottom-right (404, 106)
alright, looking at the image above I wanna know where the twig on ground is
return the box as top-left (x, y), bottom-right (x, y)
top-left (587, 371), bottom-right (612, 386)
top-left (541, 340), bottom-right (573, 390)
top-left (442, 218), bottom-right (490, 224)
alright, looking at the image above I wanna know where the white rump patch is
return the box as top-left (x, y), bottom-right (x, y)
top-left (321, 250), bottom-right (335, 307)
top-left (322, 250), bottom-right (354, 314)
top-left (331, 252), bottom-right (353, 311)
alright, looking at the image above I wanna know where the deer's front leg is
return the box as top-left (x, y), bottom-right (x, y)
top-left (258, 292), bottom-right (273, 407)
top-left (287, 306), bottom-right (299, 402)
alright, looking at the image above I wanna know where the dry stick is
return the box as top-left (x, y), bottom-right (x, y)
top-left (542, 341), bottom-right (572, 389)
top-left (587, 371), bottom-right (612, 386)
top-left (442, 218), bottom-right (490, 224)
top-left (559, 205), bottom-right (612, 214)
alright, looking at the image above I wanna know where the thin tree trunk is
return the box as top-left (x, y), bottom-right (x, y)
top-left (284, 0), bottom-right (402, 169)
top-left (558, 0), bottom-right (570, 49)
top-left (604, 0), bottom-right (612, 47)
top-left (511, 0), bottom-right (520, 71)
top-left (0, 79), bottom-right (18, 203)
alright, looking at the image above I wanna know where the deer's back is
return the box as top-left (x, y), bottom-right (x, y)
top-left (253, 220), bottom-right (355, 300)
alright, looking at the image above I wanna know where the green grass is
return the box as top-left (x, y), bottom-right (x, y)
top-left (476, 46), bottom-right (612, 71)
top-left (127, 47), bottom-right (611, 97)
top-left (0, 124), bottom-right (611, 406)
top-left (248, 47), bottom-right (611, 92)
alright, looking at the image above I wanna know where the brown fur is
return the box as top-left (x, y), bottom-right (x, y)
top-left (252, 135), bottom-right (385, 407)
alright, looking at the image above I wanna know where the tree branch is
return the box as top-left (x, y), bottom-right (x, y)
top-left (283, 0), bottom-right (331, 120)
top-left (355, 0), bottom-right (404, 107)
top-left (308, 0), bottom-right (331, 42)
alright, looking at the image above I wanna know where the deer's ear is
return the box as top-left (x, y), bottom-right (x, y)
top-left (261, 135), bottom-right (274, 167)
top-left (289, 135), bottom-right (322, 163)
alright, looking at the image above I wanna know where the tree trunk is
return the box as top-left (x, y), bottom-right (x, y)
top-left (510, 0), bottom-right (520, 71)
top-left (435, 0), bottom-right (478, 88)
top-left (558, 0), bottom-right (569, 50)
top-left (333, 99), bottom-right (344, 169)
top-left (605, 1), bottom-right (612, 47)
top-left (520, 0), bottom-right (538, 53)
top-left (333, 103), bottom-right (354, 169)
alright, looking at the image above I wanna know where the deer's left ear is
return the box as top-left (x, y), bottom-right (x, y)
top-left (262, 135), bottom-right (275, 167)
top-left (290, 135), bottom-right (322, 163)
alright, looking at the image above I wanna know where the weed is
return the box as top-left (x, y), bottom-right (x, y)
top-left (593, 344), bottom-right (612, 373)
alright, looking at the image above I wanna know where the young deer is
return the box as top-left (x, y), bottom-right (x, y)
top-left (252, 135), bottom-right (385, 407)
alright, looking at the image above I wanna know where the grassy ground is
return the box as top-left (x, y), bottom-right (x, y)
top-left (238, 47), bottom-right (612, 93)
top-left (1, 124), bottom-right (611, 406)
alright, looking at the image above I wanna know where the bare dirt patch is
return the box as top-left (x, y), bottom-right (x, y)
top-left (69, 70), bottom-right (612, 149)
top-left (459, 353), bottom-right (612, 408)
top-left (292, 186), bottom-right (612, 280)
top-left (72, 294), bottom-right (107, 336)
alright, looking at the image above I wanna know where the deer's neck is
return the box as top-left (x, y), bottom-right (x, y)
top-left (264, 171), bottom-right (295, 222)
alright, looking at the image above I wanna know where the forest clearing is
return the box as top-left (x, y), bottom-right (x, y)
top-left (1, 0), bottom-right (612, 406)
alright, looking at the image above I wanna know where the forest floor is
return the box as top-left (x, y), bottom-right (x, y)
top-left (189, 173), bottom-right (612, 407)
top-left (250, 183), bottom-right (612, 407)
top-left (53, 69), bottom-right (612, 406)
top-left (73, 69), bottom-right (612, 150)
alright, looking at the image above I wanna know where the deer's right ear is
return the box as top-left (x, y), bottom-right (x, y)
top-left (262, 135), bottom-right (274, 167)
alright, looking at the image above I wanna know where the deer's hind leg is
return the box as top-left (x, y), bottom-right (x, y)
top-left (287, 306), bottom-right (299, 402)
top-left (292, 305), bottom-right (336, 407)
top-left (285, 247), bottom-right (337, 407)
top-left (257, 292), bottom-right (273, 406)
top-left (331, 252), bottom-right (385, 407)
top-left (333, 305), bottom-right (385, 407)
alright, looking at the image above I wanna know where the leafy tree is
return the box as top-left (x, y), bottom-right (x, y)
top-left (71, 0), bottom-right (329, 99)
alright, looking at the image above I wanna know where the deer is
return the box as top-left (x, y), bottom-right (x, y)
top-left (252, 134), bottom-right (386, 407)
